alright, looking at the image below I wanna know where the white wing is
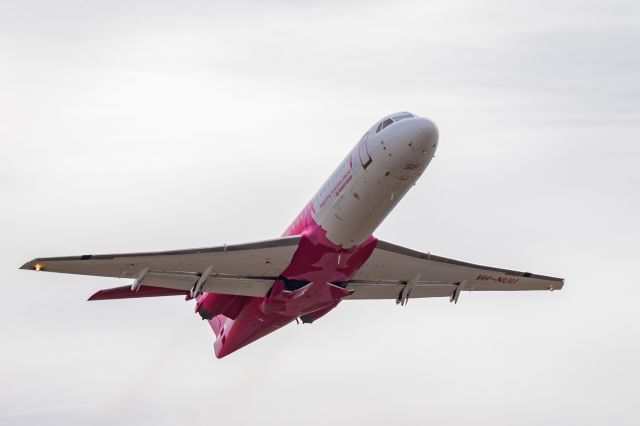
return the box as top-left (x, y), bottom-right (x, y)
top-left (21, 237), bottom-right (563, 303)
top-left (20, 237), bottom-right (301, 297)
top-left (346, 240), bottom-right (563, 303)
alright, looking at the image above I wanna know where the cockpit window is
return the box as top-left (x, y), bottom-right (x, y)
top-left (376, 114), bottom-right (414, 133)
top-left (392, 113), bottom-right (414, 121)
top-left (376, 118), bottom-right (394, 133)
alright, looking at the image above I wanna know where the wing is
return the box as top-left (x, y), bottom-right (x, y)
top-left (20, 237), bottom-right (301, 297)
top-left (345, 239), bottom-right (563, 304)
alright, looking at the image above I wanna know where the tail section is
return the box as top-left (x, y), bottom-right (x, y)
top-left (209, 315), bottom-right (233, 358)
top-left (195, 293), bottom-right (250, 320)
top-left (196, 293), bottom-right (253, 358)
top-left (209, 315), bottom-right (226, 337)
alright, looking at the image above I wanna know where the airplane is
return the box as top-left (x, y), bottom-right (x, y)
top-left (20, 112), bottom-right (564, 358)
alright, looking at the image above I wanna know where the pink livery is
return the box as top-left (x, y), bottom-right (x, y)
top-left (22, 112), bottom-right (564, 358)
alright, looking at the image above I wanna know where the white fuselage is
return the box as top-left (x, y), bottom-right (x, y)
top-left (308, 113), bottom-right (439, 248)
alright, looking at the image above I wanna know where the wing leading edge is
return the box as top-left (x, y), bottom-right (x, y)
top-left (346, 239), bottom-right (563, 303)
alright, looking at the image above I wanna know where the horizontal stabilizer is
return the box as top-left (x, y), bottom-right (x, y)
top-left (88, 285), bottom-right (189, 301)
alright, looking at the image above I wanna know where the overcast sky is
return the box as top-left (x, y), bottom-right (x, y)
top-left (1, 0), bottom-right (639, 425)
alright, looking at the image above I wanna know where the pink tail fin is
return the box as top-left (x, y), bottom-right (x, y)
top-left (208, 315), bottom-right (228, 338)
top-left (209, 314), bottom-right (234, 358)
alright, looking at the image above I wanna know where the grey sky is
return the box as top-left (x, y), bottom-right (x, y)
top-left (1, 1), bottom-right (639, 425)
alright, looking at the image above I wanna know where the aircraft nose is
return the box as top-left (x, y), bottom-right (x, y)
top-left (413, 117), bottom-right (439, 152)
top-left (381, 114), bottom-right (439, 158)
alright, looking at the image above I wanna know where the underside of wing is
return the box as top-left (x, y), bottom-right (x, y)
top-left (20, 237), bottom-right (300, 297)
top-left (346, 239), bottom-right (564, 303)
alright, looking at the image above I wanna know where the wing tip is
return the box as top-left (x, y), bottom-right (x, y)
top-left (19, 259), bottom-right (38, 271)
